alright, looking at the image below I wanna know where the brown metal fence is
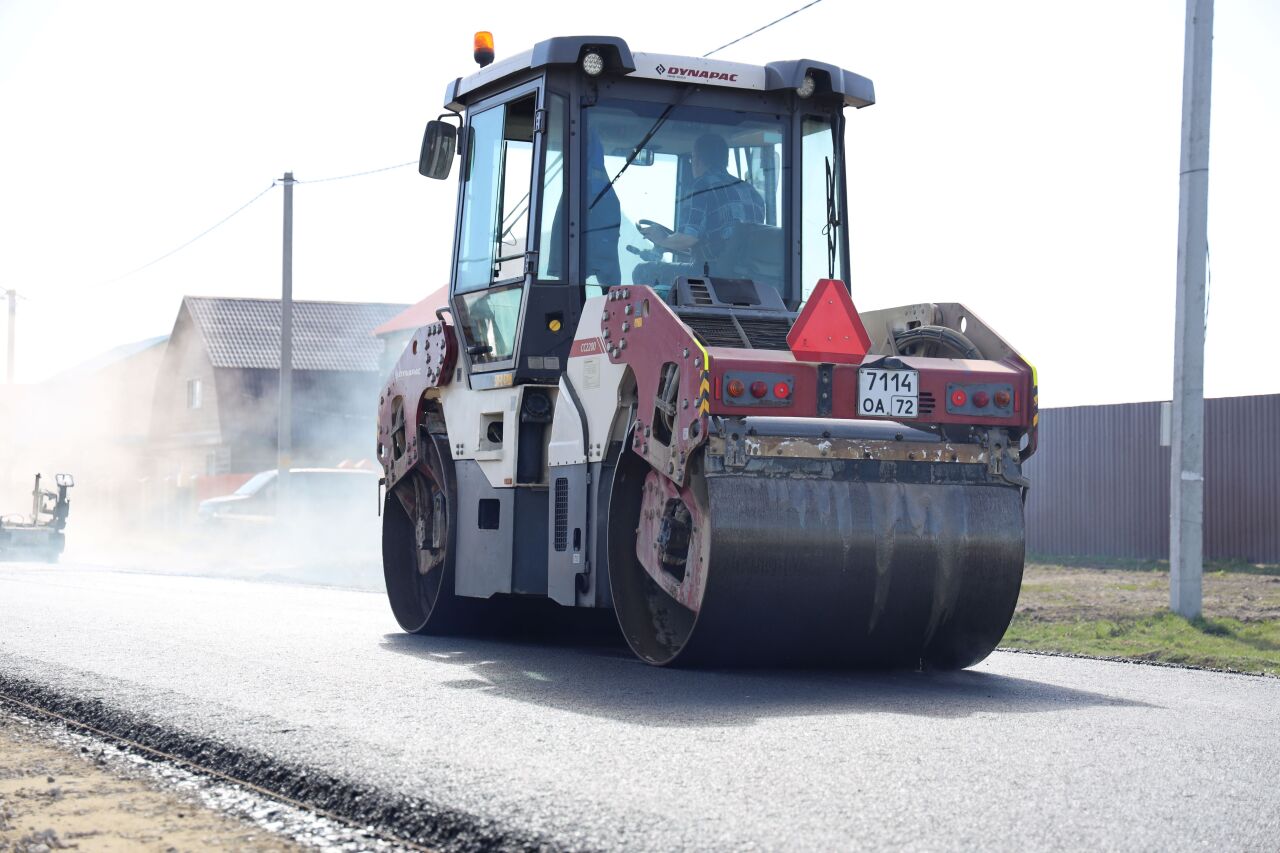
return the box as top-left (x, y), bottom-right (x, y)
top-left (1023, 394), bottom-right (1280, 563)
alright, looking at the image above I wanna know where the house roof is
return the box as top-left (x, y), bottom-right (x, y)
top-left (49, 335), bottom-right (169, 381)
top-left (372, 286), bottom-right (449, 337)
top-left (184, 296), bottom-right (409, 372)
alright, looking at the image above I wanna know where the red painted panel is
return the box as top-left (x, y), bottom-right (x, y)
top-left (705, 351), bottom-right (1034, 429)
top-left (600, 286), bottom-right (710, 486)
top-left (570, 337), bottom-right (605, 357)
top-left (376, 320), bottom-right (457, 490)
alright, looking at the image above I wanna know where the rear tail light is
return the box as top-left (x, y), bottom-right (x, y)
top-left (946, 383), bottom-right (1015, 418)
top-left (720, 372), bottom-right (793, 407)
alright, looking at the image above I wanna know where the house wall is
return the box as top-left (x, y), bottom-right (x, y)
top-left (214, 368), bottom-right (381, 473)
top-left (150, 307), bottom-right (223, 482)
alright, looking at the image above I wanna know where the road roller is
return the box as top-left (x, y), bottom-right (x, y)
top-left (377, 34), bottom-right (1038, 667)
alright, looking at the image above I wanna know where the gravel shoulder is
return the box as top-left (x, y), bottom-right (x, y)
top-left (0, 708), bottom-right (302, 852)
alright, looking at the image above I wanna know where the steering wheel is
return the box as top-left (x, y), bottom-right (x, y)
top-left (637, 219), bottom-right (674, 242)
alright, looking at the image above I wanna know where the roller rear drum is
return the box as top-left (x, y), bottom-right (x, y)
top-left (609, 447), bottom-right (1025, 668)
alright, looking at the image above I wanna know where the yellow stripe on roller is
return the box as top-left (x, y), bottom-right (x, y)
top-left (695, 342), bottom-right (711, 415)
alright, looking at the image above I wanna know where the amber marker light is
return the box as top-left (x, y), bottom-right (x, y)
top-left (474, 31), bottom-right (495, 68)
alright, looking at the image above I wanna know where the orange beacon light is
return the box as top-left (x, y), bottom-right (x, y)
top-left (474, 32), bottom-right (495, 68)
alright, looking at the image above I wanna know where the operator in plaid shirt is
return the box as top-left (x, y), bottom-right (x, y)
top-left (638, 134), bottom-right (765, 264)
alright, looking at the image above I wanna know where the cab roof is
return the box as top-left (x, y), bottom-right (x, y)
top-left (443, 35), bottom-right (874, 111)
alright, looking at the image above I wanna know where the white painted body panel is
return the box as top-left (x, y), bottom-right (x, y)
top-left (548, 297), bottom-right (631, 468)
top-left (629, 52), bottom-right (767, 91)
top-left (437, 380), bottom-right (558, 489)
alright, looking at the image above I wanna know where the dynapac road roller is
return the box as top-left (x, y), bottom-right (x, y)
top-left (377, 34), bottom-right (1038, 667)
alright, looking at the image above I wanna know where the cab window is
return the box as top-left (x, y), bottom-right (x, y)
top-left (454, 93), bottom-right (536, 365)
top-left (582, 99), bottom-right (788, 301)
top-left (801, 115), bottom-right (844, 303)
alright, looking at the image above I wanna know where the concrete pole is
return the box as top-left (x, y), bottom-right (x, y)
top-left (1170, 0), bottom-right (1213, 619)
top-left (278, 172), bottom-right (295, 515)
top-left (5, 289), bottom-right (15, 384)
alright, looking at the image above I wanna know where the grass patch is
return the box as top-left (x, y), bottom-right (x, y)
top-left (1002, 610), bottom-right (1280, 676)
top-left (1028, 553), bottom-right (1280, 576)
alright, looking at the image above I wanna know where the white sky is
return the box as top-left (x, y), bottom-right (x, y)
top-left (0, 0), bottom-right (1276, 407)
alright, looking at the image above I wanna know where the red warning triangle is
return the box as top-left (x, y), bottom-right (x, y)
top-left (787, 279), bottom-right (872, 364)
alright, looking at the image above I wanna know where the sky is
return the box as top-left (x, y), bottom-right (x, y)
top-left (0, 0), bottom-right (1276, 407)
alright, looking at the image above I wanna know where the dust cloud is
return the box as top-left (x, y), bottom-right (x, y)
top-left (0, 337), bottom-right (389, 592)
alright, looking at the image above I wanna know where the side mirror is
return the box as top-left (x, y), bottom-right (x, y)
top-left (419, 121), bottom-right (458, 180)
top-left (55, 473), bottom-right (74, 488)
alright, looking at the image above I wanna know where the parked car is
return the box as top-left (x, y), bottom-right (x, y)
top-left (198, 468), bottom-right (378, 525)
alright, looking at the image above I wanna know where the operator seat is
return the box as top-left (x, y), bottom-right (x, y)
top-left (715, 222), bottom-right (785, 296)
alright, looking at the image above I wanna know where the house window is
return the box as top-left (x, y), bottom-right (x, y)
top-left (187, 378), bottom-right (203, 409)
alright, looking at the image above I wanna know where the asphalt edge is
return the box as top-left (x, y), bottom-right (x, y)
top-left (0, 671), bottom-right (557, 853)
top-left (996, 645), bottom-right (1278, 678)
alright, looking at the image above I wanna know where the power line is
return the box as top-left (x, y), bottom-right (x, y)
top-left (106, 182), bottom-right (279, 284)
top-left (99, 10), bottom-right (812, 286)
top-left (297, 161), bottom-right (416, 184)
top-left (101, 160), bottom-right (416, 284)
top-left (703, 0), bottom-right (827, 58)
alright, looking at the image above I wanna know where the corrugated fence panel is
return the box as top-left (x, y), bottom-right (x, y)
top-left (1203, 395), bottom-right (1280, 562)
top-left (1023, 394), bottom-right (1279, 562)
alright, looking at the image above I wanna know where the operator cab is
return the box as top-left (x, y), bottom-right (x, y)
top-left (420, 35), bottom-right (874, 388)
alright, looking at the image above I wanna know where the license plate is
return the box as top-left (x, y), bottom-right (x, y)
top-left (858, 368), bottom-right (919, 419)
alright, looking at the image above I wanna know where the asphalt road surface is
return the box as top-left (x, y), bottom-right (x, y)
top-left (2, 562), bottom-right (1278, 851)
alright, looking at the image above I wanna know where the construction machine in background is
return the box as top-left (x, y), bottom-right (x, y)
top-left (377, 34), bottom-right (1038, 667)
top-left (0, 473), bottom-right (74, 562)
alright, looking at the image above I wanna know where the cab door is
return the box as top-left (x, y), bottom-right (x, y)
top-left (451, 85), bottom-right (541, 386)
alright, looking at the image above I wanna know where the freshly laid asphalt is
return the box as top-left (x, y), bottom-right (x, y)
top-left (1, 562), bottom-right (1277, 851)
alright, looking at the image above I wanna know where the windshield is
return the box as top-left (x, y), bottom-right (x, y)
top-left (582, 99), bottom-right (787, 301)
top-left (234, 470), bottom-right (277, 497)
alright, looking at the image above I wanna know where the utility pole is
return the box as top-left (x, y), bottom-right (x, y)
top-left (1170, 0), bottom-right (1214, 619)
top-left (278, 172), bottom-right (295, 515)
top-left (4, 289), bottom-right (14, 384)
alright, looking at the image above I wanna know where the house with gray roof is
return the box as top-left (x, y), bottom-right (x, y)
top-left (151, 296), bottom-right (407, 484)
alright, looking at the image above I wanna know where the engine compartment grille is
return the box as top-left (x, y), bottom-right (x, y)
top-left (680, 314), bottom-right (742, 348)
top-left (678, 312), bottom-right (795, 351)
top-left (737, 317), bottom-right (793, 350)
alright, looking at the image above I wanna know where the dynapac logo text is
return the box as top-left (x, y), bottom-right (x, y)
top-left (655, 63), bottom-right (738, 82)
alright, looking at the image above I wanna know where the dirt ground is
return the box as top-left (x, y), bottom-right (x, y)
top-left (1017, 563), bottom-right (1280, 623)
top-left (0, 711), bottom-right (302, 853)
